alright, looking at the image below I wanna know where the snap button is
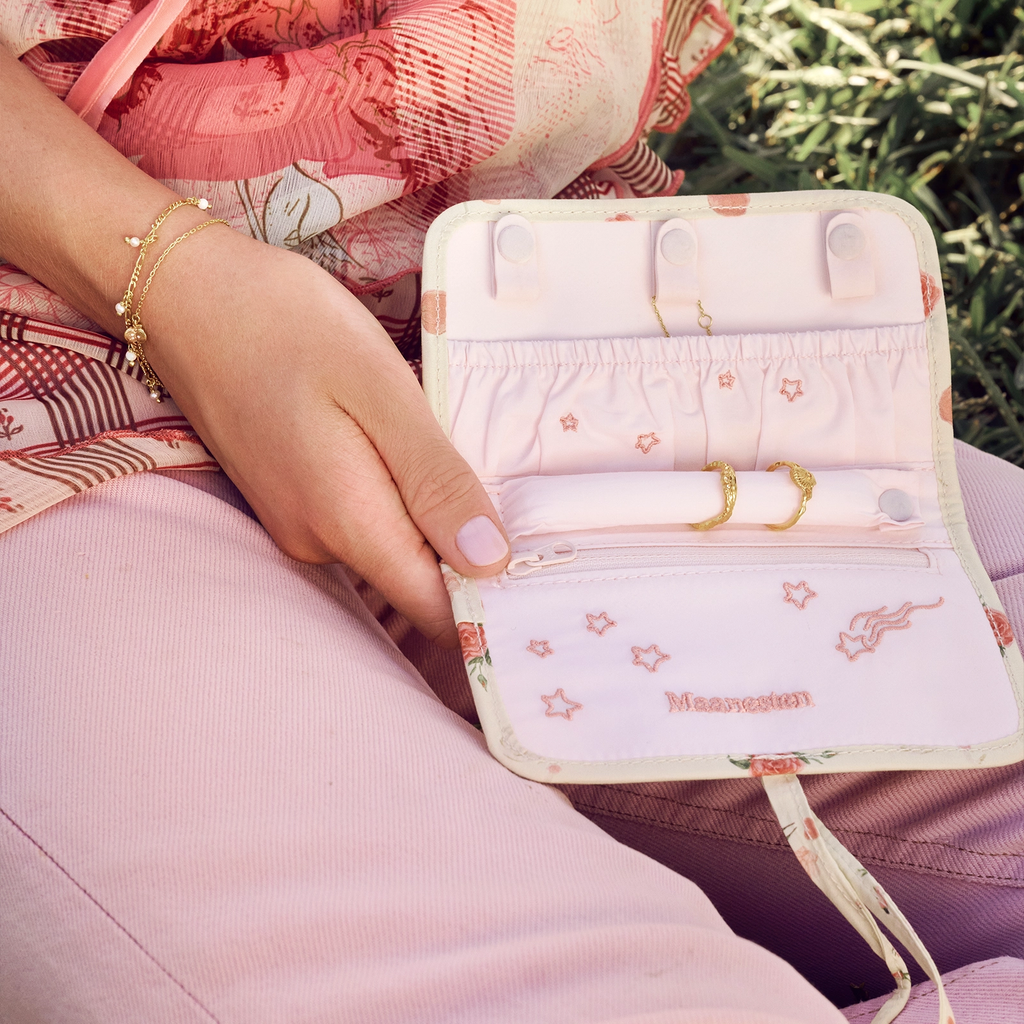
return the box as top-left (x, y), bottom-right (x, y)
top-left (660, 228), bottom-right (697, 266)
top-left (496, 223), bottom-right (534, 264)
top-left (878, 488), bottom-right (914, 522)
top-left (828, 222), bottom-right (866, 261)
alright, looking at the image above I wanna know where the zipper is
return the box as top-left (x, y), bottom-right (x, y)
top-left (506, 542), bottom-right (578, 576)
top-left (504, 542), bottom-right (932, 579)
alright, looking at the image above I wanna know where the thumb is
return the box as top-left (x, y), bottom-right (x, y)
top-left (341, 329), bottom-right (510, 579)
top-left (383, 418), bottom-right (510, 579)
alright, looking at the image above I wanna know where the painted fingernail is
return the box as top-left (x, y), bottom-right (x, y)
top-left (456, 515), bottom-right (509, 566)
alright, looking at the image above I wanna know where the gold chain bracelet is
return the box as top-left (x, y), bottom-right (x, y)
top-left (117, 198), bottom-right (210, 318)
top-left (116, 198), bottom-right (228, 401)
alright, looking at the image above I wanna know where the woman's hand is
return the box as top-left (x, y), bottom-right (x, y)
top-left (145, 230), bottom-right (509, 646)
top-left (0, 46), bottom-right (508, 647)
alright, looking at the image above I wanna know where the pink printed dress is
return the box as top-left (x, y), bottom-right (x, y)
top-left (0, 0), bottom-right (732, 532)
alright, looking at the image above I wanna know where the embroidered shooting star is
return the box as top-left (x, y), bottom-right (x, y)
top-left (835, 632), bottom-right (875, 662)
top-left (836, 598), bottom-right (945, 662)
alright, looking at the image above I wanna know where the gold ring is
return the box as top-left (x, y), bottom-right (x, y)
top-left (765, 460), bottom-right (816, 531)
top-left (690, 461), bottom-right (737, 530)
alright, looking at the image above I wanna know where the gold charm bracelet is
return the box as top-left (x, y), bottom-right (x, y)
top-left (116, 198), bottom-right (228, 401)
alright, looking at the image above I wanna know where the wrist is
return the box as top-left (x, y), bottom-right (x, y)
top-left (0, 46), bottom-right (211, 338)
top-left (117, 204), bottom-right (231, 398)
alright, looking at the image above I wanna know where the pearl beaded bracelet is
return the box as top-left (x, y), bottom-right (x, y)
top-left (117, 197), bottom-right (228, 401)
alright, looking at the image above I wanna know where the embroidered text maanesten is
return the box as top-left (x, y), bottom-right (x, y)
top-left (665, 690), bottom-right (814, 714)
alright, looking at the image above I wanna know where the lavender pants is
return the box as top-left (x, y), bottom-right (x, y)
top-left (1, 440), bottom-right (1021, 1022)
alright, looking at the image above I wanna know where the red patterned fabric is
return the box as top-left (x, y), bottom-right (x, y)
top-left (0, 0), bottom-right (732, 532)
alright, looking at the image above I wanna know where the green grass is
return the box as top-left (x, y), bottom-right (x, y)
top-left (654, 0), bottom-right (1024, 465)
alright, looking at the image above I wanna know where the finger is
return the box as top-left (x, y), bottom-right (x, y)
top-left (351, 376), bottom-right (510, 579)
top-left (393, 431), bottom-right (511, 578)
top-left (214, 408), bottom-right (462, 647)
top-left (330, 315), bottom-right (511, 580)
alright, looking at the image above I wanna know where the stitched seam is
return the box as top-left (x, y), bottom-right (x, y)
top-left (571, 802), bottom-right (1024, 884)
top-left (568, 800), bottom-right (788, 846)
top-left (0, 805), bottom-right (222, 1023)
top-left (447, 346), bottom-right (930, 370)
top-left (495, 562), bottom-right (939, 589)
top-left (437, 195), bottom-right (921, 233)
top-left (510, 731), bottom-right (1022, 763)
top-left (817, 823), bottom-right (1024, 862)
top-left (601, 785), bottom-right (1024, 861)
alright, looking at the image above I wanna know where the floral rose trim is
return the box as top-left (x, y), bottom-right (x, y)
top-left (441, 565), bottom-right (463, 596)
top-left (728, 750), bottom-right (838, 776)
top-left (984, 606), bottom-right (1016, 653)
top-left (457, 621), bottom-right (492, 689)
top-left (920, 270), bottom-right (941, 318)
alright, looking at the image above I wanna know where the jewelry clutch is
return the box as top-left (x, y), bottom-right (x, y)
top-left (422, 193), bottom-right (1023, 1023)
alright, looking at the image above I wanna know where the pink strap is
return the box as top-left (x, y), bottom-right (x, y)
top-left (64, 0), bottom-right (190, 128)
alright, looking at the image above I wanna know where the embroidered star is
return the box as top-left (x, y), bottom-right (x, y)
top-left (836, 632), bottom-right (875, 662)
top-left (635, 432), bottom-right (661, 454)
top-left (560, 413), bottom-right (579, 432)
top-left (631, 644), bottom-right (671, 673)
top-left (541, 688), bottom-right (584, 719)
top-left (783, 581), bottom-right (818, 610)
top-left (527, 639), bottom-right (554, 658)
top-left (780, 378), bottom-right (804, 402)
top-left (718, 370), bottom-right (736, 390)
top-left (586, 611), bottom-right (617, 636)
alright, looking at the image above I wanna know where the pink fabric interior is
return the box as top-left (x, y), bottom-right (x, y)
top-left (433, 203), bottom-right (1021, 777)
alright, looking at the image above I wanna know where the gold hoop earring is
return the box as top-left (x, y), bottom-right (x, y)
top-left (690, 461), bottom-right (737, 531)
top-left (764, 461), bottom-right (816, 531)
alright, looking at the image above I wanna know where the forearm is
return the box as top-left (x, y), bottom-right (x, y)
top-left (0, 44), bottom-right (508, 644)
top-left (0, 44), bottom-right (206, 337)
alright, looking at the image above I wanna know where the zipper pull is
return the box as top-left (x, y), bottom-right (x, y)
top-left (506, 541), bottom-right (577, 577)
